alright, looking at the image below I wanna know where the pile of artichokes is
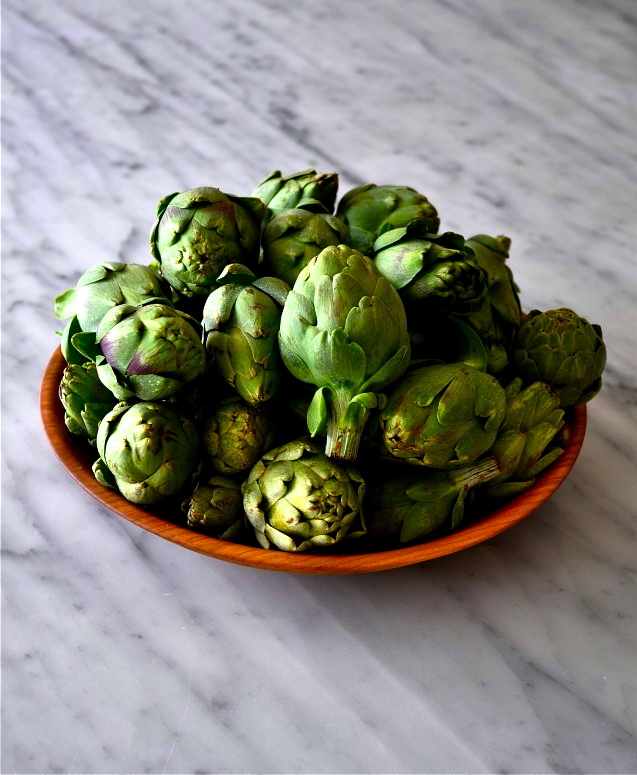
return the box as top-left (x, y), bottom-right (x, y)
top-left (54, 169), bottom-right (607, 552)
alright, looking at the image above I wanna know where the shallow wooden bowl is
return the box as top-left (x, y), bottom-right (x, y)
top-left (41, 348), bottom-right (587, 575)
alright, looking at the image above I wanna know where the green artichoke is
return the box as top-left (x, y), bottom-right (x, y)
top-left (54, 262), bottom-right (173, 333)
top-left (372, 225), bottom-right (487, 315)
top-left (279, 244), bottom-right (411, 461)
top-left (95, 301), bottom-right (206, 401)
top-left (380, 363), bottom-right (507, 468)
top-left (366, 457), bottom-right (500, 543)
top-left (261, 208), bottom-right (351, 287)
top-left (185, 476), bottom-right (246, 540)
top-left (94, 401), bottom-right (200, 505)
top-left (484, 378), bottom-right (565, 498)
top-left (513, 308), bottom-right (606, 407)
top-left (242, 438), bottom-right (366, 552)
top-left (202, 264), bottom-right (289, 405)
top-left (336, 183), bottom-right (439, 256)
top-left (252, 168), bottom-right (338, 223)
top-left (58, 361), bottom-right (118, 444)
top-left (464, 235), bottom-right (521, 375)
top-left (150, 187), bottom-right (266, 297)
top-left (201, 395), bottom-right (276, 475)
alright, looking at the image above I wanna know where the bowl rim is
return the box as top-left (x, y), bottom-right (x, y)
top-left (41, 347), bottom-right (587, 575)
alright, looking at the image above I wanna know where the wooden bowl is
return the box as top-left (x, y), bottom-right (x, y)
top-left (41, 348), bottom-right (587, 575)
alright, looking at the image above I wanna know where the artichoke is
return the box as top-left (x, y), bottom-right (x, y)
top-left (54, 262), bottom-right (173, 333)
top-left (513, 308), bottom-right (606, 407)
top-left (150, 187), bottom-right (265, 297)
top-left (366, 457), bottom-right (500, 543)
top-left (242, 438), bottom-right (366, 552)
top-left (484, 378), bottom-right (565, 498)
top-left (201, 395), bottom-right (276, 475)
top-left (185, 476), bottom-right (246, 540)
top-left (261, 208), bottom-right (351, 287)
top-left (58, 361), bottom-right (118, 444)
top-left (94, 401), bottom-right (200, 505)
top-left (279, 244), bottom-right (411, 461)
top-left (380, 363), bottom-right (507, 468)
top-left (372, 225), bottom-right (487, 315)
top-left (252, 168), bottom-right (338, 223)
top-left (202, 264), bottom-right (289, 405)
top-left (95, 301), bottom-right (206, 401)
top-left (336, 183), bottom-right (439, 256)
top-left (464, 235), bottom-right (521, 375)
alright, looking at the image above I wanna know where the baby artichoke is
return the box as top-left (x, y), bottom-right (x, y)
top-left (366, 457), bottom-right (500, 543)
top-left (336, 183), bottom-right (439, 256)
top-left (202, 264), bottom-right (289, 405)
top-left (185, 476), bottom-right (247, 540)
top-left (58, 361), bottom-right (118, 444)
top-left (372, 224), bottom-right (487, 315)
top-left (514, 308), bottom-right (606, 407)
top-left (380, 363), bottom-right (507, 468)
top-left (95, 301), bottom-right (206, 401)
top-left (261, 208), bottom-right (351, 287)
top-left (252, 168), bottom-right (338, 224)
top-left (201, 395), bottom-right (276, 475)
top-left (485, 378), bottom-right (565, 498)
top-left (242, 438), bottom-right (366, 552)
top-left (279, 244), bottom-right (411, 461)
top-left (94, 401), bottom-right (200, 505)
top-left (150, 187), bottom-right (265, 297)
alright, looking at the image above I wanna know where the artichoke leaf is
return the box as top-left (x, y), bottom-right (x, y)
top-left (307, 386), bottom-right (330, 437)
top-left (202, 284), bottom-right (243, 330)
top-left (54, 287), bottom-right (77, 320)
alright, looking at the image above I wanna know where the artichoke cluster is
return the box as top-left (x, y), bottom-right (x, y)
top-left (54, 168), bottom-right (607, 552)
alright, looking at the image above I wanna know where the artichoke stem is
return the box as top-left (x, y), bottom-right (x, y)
top-left (449, 456), bottom-right (500, 488)
top-left (326, 420), bottom-right (363, 461)
top-left (325, 392), bottom-right (368, 462)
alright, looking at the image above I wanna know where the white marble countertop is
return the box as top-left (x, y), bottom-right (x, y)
top-left (3, 0), bottom-right (636, 773)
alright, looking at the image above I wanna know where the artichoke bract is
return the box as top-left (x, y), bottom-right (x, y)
top-left (242, 438), bottom-right (366, 552)
top-left (336, 183), bottom-right (440, 256)
top-left (513, 308), bottom-right (606, 407)
top-left (60, 315), bottom-right (102, 367)
top-left (279, 244), bottom-right (411, 461)
top-left (95, 401), bottom-right (200, 505)
top-left (201, 395), bottom-right (276, 475)
top-left (261, 208), bottom-right (351, 287)
top-left (58, 362), bottom-right (119, 444)
top-left (372, 225), bottom-right (486, 315)
top-left (54, 262), bottom-right (173, 334)
top-left (202, 264), bottom-right (289, 406)
top-left (485, 378), bottom-right (565, 498)
top-left (185, 476), bottom-right (246, 540)
top-left (150, 187), bottom-right (265, 297)
top-left (380, 363), bottom-right (507, 468)
top-left (252, 168), bottom-right (338, 223)
top-left (464, 235), bottom-right (521, 375)
top-left (96, 301), bottom-right (206, 401)
top-left (367, 457), bottom-right (500, 543)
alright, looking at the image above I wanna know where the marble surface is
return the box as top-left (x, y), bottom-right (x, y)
top-left (2, 0), bottom-right (636, 772)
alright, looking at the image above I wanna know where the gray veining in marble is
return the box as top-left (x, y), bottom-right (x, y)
top-left (2, 0), bottom-right (636, 773)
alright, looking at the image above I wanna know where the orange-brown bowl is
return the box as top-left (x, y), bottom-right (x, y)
top-left (41, 348), bottom-right (587, 574)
